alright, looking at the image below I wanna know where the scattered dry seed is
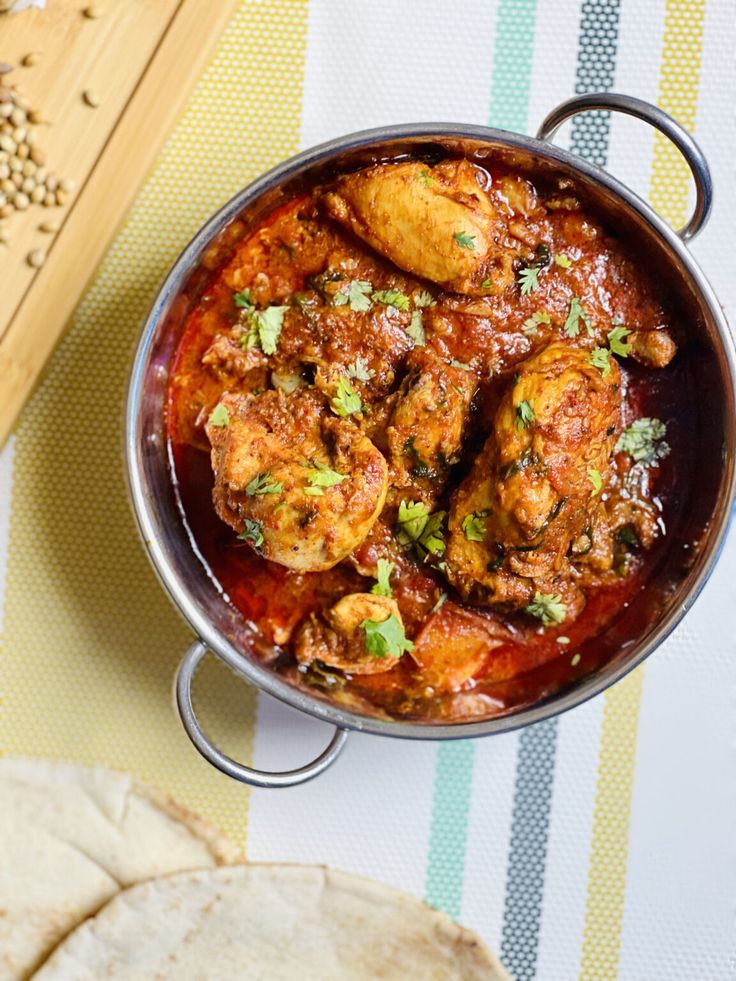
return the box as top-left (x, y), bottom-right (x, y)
top-left (0, 134), bottom-right (14, 152)
top-left (0, 177), bottom-right (12, 194)
top-left (21, 176), bottom-right (35, 194)
top-left (83, 4), bottom-right (103, 17)
top-left (22, 53), bottom-right (41, 68)
top-left (12, 126), bottom-right (26, 143)
top-left (10, 171), bottom-right (22, 187)
top-left (10, 107), bottom-right (26, 126)
top-left (0, 89), bottom-right (13, 106)
top-left (14, 191), bottom-right (29, 209)
top-left (0, 163), bottom-right (8, 179)
top-left (45, 174), bottom-right (58, 191)
top-left (55, 189), bottom-right (67, 205)
top-left (39, 219), bottom-right (59, 233)
top-left (17, 143), bottom-right (29, 160)
top-left (59, 177), bottom-right (75, 193)
top-left (9, 156), bottom-right (22, 172)
top-left (43, 192), bottom-right (55, 207)
top-left (82, 89), bottom-right (101, 108)
top-left (30, 146), bottom-right (44, 166)
top-left (27, 248), bottom-right (45, 268)
top-left (0, 203), bottom-right (12, 218)
top-left (30, 184), bottom-right (44, 203)
top-left (21, 159), bottom-right (35, 176)
top-left (27, 109), bottom-right (46, 124)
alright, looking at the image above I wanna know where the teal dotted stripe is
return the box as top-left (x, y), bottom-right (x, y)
top-left (488, 0), bottom-right (539, 133)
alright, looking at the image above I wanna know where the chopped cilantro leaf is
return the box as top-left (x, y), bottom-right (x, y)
top-left (616, 418), bottom-right (670, 466)
top-left (361, 614), bottom-right (414, 658)
top-left (589, 346), bottom-right (612, 377)
top-left (245, 471), bottom-right (283, 496)
top-left (396, 500), bottom-right (446, 558)
top-left (334, 279), bottom-right (373, 312)
top-left (233, 289), bottom-right (253, 309)
top-left (481, 277), bottom-right (493, 290)
top-left (330, 377), bottom-right (363, 417)
top-left (564, 297), bottom-right (593, 338)
top-left (250, 305), bottom-right (288, 354)
top-left (306, 461), bottom-right (347, 488)
top-left (525, 591), bottom-right (567, 626)
top-left (238, 518), bottom-right (263, 549)
top-left (607, 324), bottom-right (632, 357)
top-left (415, 170), bottom-right (433, 186)
top-left (208, 404), bottom-right (229, 427)
top-left (449, 359), bottom-right (472, 371)
top-left (347, 356), bottom-right (374, 382)
top-left (462, 510), bottom-right (489, 542)
top-left (522, 310), bottom-right (551, 336)
top-left (372, 289), bottom-right (410, 311)
top-left (304, 486), bottom-right (324, 496)
top-left (406, 310), bottom-right (426, 346)
top-left (518, 265), bottom-right (540, 295)
top-left (371, 558), bottom-right (394, 597)
top-left (587, 468), bottom-right (603, 496)
top-left (554, 254), bottom-right (573, 268)
top-left (414, 290), bottom-right (436, 308)
top-left (454, 231), bottom-right (476, 250)
top-left (516, 399), bottom-right (535, 429)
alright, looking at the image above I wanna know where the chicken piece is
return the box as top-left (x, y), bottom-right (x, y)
top-left (629, 328), bottom-right (677, 368)
top-left (445, 342), bottom-right (621, 607)
top-left (323, 159), bottom-right (516, 295)
top-left (294, 593), bottom-right (408, 675)
top-left (410, 602), bottom-right (508, 692)
top-left (386, 350), bottom-right (477, 506)
top-left (205, 388), bottom-right (388, 572)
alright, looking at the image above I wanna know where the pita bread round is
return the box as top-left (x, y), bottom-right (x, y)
top-left (32, 864), bottom-right (508, 980)
top-left (0, 758), bottom-right (242, 979)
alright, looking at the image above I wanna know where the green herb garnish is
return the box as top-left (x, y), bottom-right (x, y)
top-left (589, 347), bottom-right (612, 377)
top-left (372, 289), bottom-right (410, 311)
top-left (616, 418), bottom-right (670, 466)
top-left (607, 325), bottom-right (632, 357)
top-left (396, 500), bottom-right (446, 557)
top-left (554, 254), bottom-right (573, 268)
top-left (414, 290), bottom-right (435, 308)
top-left (406, 310), bottom-right (426, 346)
top-left (516, 399), bottom-right (535, 429)
top-left (246, 471), bottom-right (283, 496)
top-left (361, 614), bottom-right (414, 658)
top-left (347, 356), bottom-right (374, 382)
top-left (233, 289), bottom-right (253, 309)
top-left (208, 404), bottom-right (229, 427)
top-left (238, 518), bottom-right (264, 549)
top-left (454, 231), bottom-right (476, 250)
top-left (518, 265), bottom-right (540, 295)
top-left (371, 558), bottom-right (394, 597)
top-left (522, 310), bottom-right (551, 336)
top-left (525, 591), bottom-right (567, 626)
top-left (462, 510), bottom-right (489, 542)
top-left (330, 377), bottom-right (363, 417)
top-left (587, 468), bottom-right (603, 497)
top-left (334, 279), bottom-right (373, 312)
top-left (306, 461), bottom-right (347, 489)
top-left (564, 297), bottom-right (593, 338)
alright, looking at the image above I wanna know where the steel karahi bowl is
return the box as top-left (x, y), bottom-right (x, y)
top-left (125, 93), bottom-right (736, 788)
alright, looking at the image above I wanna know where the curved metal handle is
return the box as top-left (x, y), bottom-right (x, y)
top-left (176, 641), bottom-right (349, 788)
top-left (537, 92), bottom-right (712, 242)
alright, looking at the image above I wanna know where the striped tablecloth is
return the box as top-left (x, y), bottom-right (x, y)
top-left (1, 2), bottom-right (735, 978)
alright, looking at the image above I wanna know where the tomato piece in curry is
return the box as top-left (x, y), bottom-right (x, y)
top-left (166, 155), bottom-right (692, 723)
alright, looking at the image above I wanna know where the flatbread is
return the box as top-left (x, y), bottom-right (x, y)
top-left (0, 759), bottom-right (242, 980)
top-left (32, 864), bottom-right (509, 980)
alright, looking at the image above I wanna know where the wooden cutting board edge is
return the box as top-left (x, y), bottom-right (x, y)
top-left (0, 0), bottom-right (241, 447)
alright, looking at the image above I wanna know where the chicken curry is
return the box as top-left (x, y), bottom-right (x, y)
top-left (167, 154), bottom-right (690, 722)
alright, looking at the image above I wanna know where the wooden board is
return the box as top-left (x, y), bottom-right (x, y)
top-left (0, 0), bottom-right (240, 446)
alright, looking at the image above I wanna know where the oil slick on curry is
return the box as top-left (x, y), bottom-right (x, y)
top-left (167, 154), bottom-right (687, 722)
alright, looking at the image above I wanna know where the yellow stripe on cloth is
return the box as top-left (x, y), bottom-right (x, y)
top-left (579, 3), bottom-right (705, 977)
top-left (0, 0), bottom-right (309, 849)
